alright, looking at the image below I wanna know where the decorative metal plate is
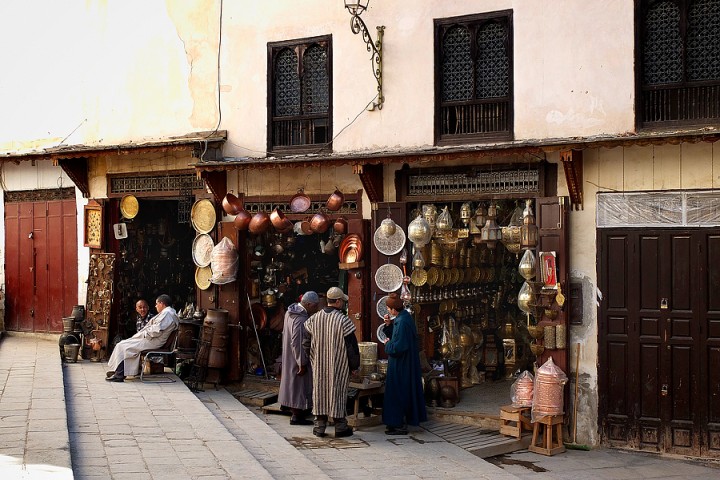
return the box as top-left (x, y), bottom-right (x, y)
top-left (192, 234), bottom-right (215, 267)
top-left (376, 295), bottom-right (389, 319)
top-left (191, 199), bottom-right (216, 234)
top-left (373, 225), bottom-right (406, 256)
top-left (375, 264), bottom-right (404, 293)
top-left (376, 323), bottom-right (388, 343)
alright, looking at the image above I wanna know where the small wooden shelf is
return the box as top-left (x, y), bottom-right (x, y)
top-left (339, 261), bottom-right (365, 270)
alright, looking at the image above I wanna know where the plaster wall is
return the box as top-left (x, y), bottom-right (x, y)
top-left (1, 1), bottom-right (637, 157)
top-left (221, 0), bottom-right (635, 157)
top-left (0, 0), bottom-right (219, 154)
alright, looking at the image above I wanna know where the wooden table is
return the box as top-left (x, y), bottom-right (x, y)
top-left (348, 380), bottom-right (384, 427)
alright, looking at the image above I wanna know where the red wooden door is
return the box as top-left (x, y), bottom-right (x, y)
top-left (5, 199), bottom-right (78, 333)
top-left (599, 228), bottom-right (720, 458)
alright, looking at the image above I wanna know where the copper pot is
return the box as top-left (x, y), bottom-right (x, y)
top-left (248, 211), bottom-right (271, 235)
top-left (333, 217), bottom-right (348, 234)
top-left (290, 189), bottom-right (312, 213)
top-left (270, 208), bottom-right (293, 233)
top-left (233, 208), bottom-right (252, 231)
top-left (310, 211), bottom-right (330, 234)
top-left (300, 218), bottom-right (313, 235)
top-left (326, 188), bottom-right (344, 212)
top-left (222, 193), bottom-right (242, 216)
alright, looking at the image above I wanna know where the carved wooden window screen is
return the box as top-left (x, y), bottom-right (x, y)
top-left (269, 37), bottom-right (332, 153)
top-left (639, 0), bottom-right (720, 127)
top-left (436, 11), bottom-right (513, 144)
top-left (5, 187), bottom-right (76, 203)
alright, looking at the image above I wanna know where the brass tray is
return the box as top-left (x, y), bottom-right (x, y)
top-left (410, 268), bottom-right (427, 287)
top-left (195, 266), bottom-right (213, 290)
top-left (191, 199), bottom-right (216, 234)
top-left (120, 195), bottom-right (139, 220)
top-left (426, 267), bottom-right (439, 286)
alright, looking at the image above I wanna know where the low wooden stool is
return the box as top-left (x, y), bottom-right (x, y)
top-left (529, 414), bottom-right (565, 456)
top-left (499, 405), bottom-right (531, 439)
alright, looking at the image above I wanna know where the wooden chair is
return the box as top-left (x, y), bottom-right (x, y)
top-left (140, 330), bottom-right (178, 383)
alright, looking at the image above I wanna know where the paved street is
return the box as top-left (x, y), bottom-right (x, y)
top-left (1, 333), bottom-right (719, 479)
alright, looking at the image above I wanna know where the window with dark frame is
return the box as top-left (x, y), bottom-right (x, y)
top-left (638, 0), bottom-right (720, 128)
top-left (435, 11), bottom-right (513, 145)
top-left (268, 36), bottom-right (332, 154)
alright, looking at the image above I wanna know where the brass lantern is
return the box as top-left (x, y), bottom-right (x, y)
top-left (520, 199), bottom-right (538, 249)
top-left (480, 202), bottom-right (501, 249)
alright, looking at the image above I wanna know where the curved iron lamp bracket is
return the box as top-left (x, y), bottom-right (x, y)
top-left (347, 11), bottom-right (385, 110)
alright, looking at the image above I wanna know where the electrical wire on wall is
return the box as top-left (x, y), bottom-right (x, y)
top-left (200, 0), bottom-right (224, 161)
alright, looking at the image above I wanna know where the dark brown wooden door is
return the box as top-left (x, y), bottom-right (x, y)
top-left (535, 196), bottom-right (570, 374)
top-left (599, 228), bottom-right (720, 458)
top-left (5, 199), bottom-right (78, 333)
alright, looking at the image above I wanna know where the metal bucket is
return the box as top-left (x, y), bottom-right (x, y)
top-left (62, 317), bottom-right (75, 333)
top-left (63, 344), bottom-right (80, 363)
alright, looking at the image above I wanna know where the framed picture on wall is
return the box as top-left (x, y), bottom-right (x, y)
top-left (539, 251), bottom-right (557, 288)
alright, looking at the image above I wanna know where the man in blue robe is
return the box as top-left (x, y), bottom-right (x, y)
top-left (380, 293), bottom-right (427, 435)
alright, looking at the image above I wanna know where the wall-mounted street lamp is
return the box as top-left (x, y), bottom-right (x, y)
top-left (344, 0), bottom-right (385, 110)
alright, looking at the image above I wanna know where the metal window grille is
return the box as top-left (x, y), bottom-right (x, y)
top-left (109, 174), bottom-right (204, 194)
top-left (407, 169), bottom-right (539, 197)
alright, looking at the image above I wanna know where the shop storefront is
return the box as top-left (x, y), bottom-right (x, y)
top-left (195, 155), bottom-right (571, 416)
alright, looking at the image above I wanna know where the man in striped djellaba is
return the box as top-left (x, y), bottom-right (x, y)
top-left (303, 287), bottom-right (360, 438)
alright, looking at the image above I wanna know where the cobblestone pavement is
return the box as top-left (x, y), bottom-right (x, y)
top-left (2, 333), bottom-right (720, 479)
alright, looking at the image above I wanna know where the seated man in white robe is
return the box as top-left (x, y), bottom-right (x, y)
top-left (106, 294), bottom-right (179, 382)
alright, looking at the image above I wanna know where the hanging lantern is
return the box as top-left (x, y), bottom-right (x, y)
top-left (412, 248), bottom-right (426, 268)
top-left (520, 199), bottom-right (538, 250)
top-left (407, 214), bottom-right (432, 247)
top-left (436, 206), bottom-right (453, 232)
top-left (422, 204), bottom-right (438, 236)
top-left (400, 277), bottom-right (412, 302)
top-left (460, 202), bottom-right (472, 227)
top-left (517, 281), bottom-right (532, 314)
top-left (480, 202), bottom-right (501, 249)
top-left (471, 203), bottom-right (486, 235)
top-left (380, 216), bottom-right (397, 237)
top-left (518, 249), bottom-right (537, 280)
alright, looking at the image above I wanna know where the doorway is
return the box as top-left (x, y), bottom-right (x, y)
top-left (4, 190), bottom-right (78, 333)
top-left (598, 228), bottom-right (720, 458)
top-left (110, 198), bottom-right (196, 341)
